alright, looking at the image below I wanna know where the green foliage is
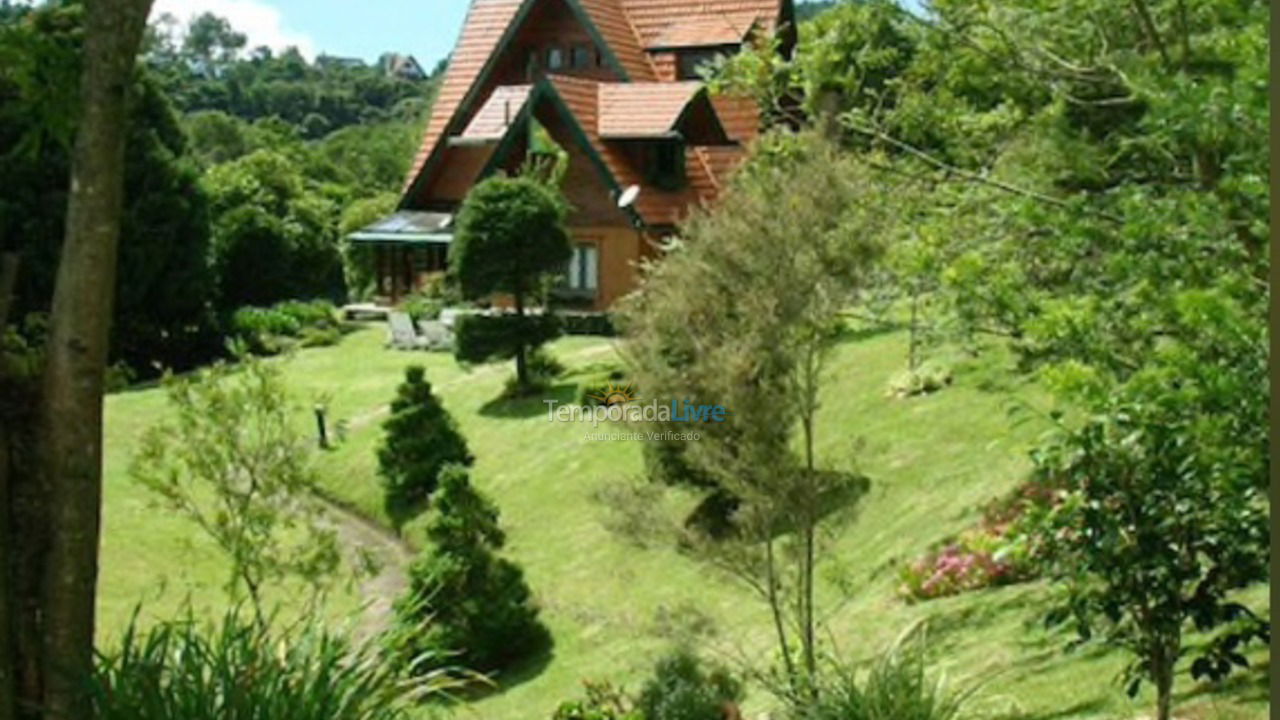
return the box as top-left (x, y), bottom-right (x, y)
top-left (1026, 372), bottom-right (1269, 707)
top-left (231, 299), bottom-right (342, 355)
top-left (130, 350), bottom-right (341, 621)
top-left (791, 627), bottom-right (974, 720)
top-left (448, 175), bottom-right (572, 391)
top-left (376, 366), bottom-right (472, 529)
top-left (714, 4), bottom-right (1270, 716)
top-left (451, 175), bottom-right (571, 300)
top-left (453, 313), bottom-right (562, 363)
top-left (558, 312), bottom-right (616, 337)
top-left (340, 193), bottom-right (400, 299)
top-left (204, 150), bottom-right (346, 308)
top-left (552, 681), bottom-right (641, 720)
top-left (635, 648), bottom-right (743, 720)
top-left (621, 131), bottom-right (887, 691)
top-left (390, 464), bottom-right (549, 675)
top-left (144, 11), bottom-right (437, 139)
top-left (576, 370), bottom-right (631, 408)
top-left (91, 606), bottom-right (457, 720)
top-left (885, 362), bottom-right (951, 398)
top-left (0, 4), bottom-right (219, 375)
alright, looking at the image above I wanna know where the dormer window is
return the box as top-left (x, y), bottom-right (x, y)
top-left (648, 141), bottom-right (685, 191)
top-left (547, 46), bottom-right (565, 70)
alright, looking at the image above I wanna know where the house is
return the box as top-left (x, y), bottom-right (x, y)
top-left (379, 52), bottom-right (430, 81)
top-left (349, 0), bottom-right (796, 308)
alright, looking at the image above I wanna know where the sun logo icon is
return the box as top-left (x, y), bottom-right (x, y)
top-left (590, 382), bottom-right (637, 406)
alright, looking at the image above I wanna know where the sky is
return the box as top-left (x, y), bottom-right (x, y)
top-left (146, 0), bottom-right (912, 67)
top-left (149, 0), bottom-right (471, 65)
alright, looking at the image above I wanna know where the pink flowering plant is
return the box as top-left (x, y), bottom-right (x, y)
top-left (898, 482), bottom-right (1056, 602)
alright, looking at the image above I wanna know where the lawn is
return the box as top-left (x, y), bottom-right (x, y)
top-left (98, 323), bottom-right (1270, 720)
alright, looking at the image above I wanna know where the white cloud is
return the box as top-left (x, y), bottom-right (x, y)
top-left (151, 0), bottom-right (317, 61)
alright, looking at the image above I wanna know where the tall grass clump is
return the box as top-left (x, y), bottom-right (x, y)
top-left (790, 624), bottom-right (977, 720)
top-left (90, 608), bottom-right (458, 720)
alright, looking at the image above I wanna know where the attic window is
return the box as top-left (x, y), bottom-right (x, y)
top-left (570, 45), bottom-right (592, 69)
top-left (648, 141), bottom-right (685, 191)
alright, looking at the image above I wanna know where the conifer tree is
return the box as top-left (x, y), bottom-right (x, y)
top-left (391, 464), bottom-right (549, 674)
top-left (377, 366), bottom-right (471, 529)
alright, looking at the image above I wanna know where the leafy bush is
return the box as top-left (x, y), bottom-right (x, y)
top-left (231, 300), bottom-right (342, 354)
top-left (636, 648), bottom-right (743, 720)
top-left (898, 483), bottom-right (1051, 602)
top-left (792, 626), bottom-right (974, 720)
top-left (453, 313), bottom-right (562, 365)
top-left (377, 366), bottom-right (472, 529)
top-left (559, 312), bottom-right (616, 337)
top-left (501, 348), bottom-right (565, 398)
top-left (91, 607), bottom-right (456, 720)
top-left (553, 681), bottom-right (641, 720)
top-left (886, 362), bottom-right (952, 398)
top-left (390, 464), bottom-right (550, 675)
top-left (576, 370), bottom-right (631, 407)
top-left (299, 325), bottom-right (342, 348)
top-left (403, 293), bottom-right (444, 323)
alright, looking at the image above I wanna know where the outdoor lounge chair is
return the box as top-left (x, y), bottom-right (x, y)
top-left (386, 311), bottom-right (429, 350)
top-left (416, 319), bottom-right (453, 351)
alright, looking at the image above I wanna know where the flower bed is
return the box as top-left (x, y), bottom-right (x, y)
top-left (898, 482), bottom-right (1057, 602)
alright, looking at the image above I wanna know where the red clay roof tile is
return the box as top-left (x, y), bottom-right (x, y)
top-left (646, 11), bottom-right (757, 48)
top-left (597, 81), bottom-right (703, 137)
top-left (458, 84), bottom-right (534, 140)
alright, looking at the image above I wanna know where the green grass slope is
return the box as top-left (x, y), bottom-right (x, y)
top-left (98, 324), bottom-right (1269, 719)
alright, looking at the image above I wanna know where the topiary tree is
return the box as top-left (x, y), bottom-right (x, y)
top-left (449, 175), bottom-right (571, 393)
top-left (376, 366), bottom-right (472, 529)
top-left (389, 464), bottom-right (549, 674)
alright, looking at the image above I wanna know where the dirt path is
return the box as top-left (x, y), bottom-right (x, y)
top-left (319, 497), bottom-right (415, 640)
top-left (320, 340), bottom-right (621, 637)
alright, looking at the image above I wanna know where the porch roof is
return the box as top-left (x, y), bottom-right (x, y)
top-left (347, 210), bottom-right (454, 244)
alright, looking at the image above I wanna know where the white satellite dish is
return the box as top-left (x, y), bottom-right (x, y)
top-left (617, 184), bottom-right (640, 209)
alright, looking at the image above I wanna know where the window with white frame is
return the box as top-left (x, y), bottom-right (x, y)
top-left (565, 243), bottom-right (598, 292)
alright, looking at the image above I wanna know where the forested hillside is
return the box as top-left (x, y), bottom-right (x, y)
top-left (0, 3), bottom-right (439, 374)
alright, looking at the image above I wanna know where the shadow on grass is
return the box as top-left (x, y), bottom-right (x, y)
top-left (1175, 657), bottom-right (1270, 705)
top-left (478, 383), bottom-right (577, 418)
top-left (449, 638), bottom-right (557, 704)
top-left (990, 698), bottom-right (1111, 720)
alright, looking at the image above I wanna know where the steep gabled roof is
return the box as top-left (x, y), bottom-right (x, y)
top-left (457, 84), bottom-right (534, 141)
top-left (618, 0), bottom-right (786, 47)
top-left (546, 74), bottom-right (717, 226)
top-left (402, 0), bottom-right (522, 198)
top-left (577, 0), bottom-right (656, 80)
top-left (597, 81), bottom-right (705, 138)
top-left (402, 0), bottom-right (665, 207)
top-left (646, 11), bottom-right (758, 49)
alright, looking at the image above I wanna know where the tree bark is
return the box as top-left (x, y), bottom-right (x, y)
top-left (513, 289), bottom-right (528, 390)
top-left (36, 1), bottom-right (153, 718)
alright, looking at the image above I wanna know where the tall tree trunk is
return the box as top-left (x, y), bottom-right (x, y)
top-left (513, 289), bottom-right (528, 390)
top-left (37, 1), bottom-right (153, 718)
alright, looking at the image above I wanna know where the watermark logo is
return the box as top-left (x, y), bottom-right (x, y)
top-left (588, 381), bottom-right (638, 407)
top-left (544, 388), bottom-right (729, 431)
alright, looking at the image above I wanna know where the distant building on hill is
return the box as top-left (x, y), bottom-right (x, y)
top-left (316, 53), bottom-right (367, 71)
top-left (380, 53), bottom-right (429, 81)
